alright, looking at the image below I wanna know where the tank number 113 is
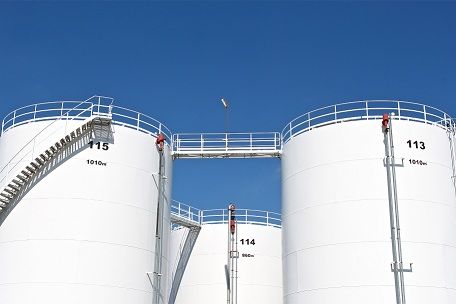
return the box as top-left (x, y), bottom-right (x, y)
top-left (407, 140), bottom-right (425, 150)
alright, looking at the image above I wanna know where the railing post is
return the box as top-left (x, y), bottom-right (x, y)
top-left (266, 211), bottom-right (269, 226)
top-left (33, 104), bottom-right (37, 121)
top-left (225, 133), bottom-right (228, 151)
top-left (423, 105), bottom-right (427, 123)
top-left (60, 102), bottom-right (64, 117)
top-left (136, 113), bottom-right (140, 130)
top-left (397, 101), bottom-right (401, 117)
top-left (250, 133), bottom-right (253, 150)
top-left (307, 112), bottom-right (311, 129)
top-left (200, 134), bottom-right (204, 152)
top-left (334, 105), bottom-right (337, 120)
top-left (365, 101), bottom-right (369, 119)
top-left (289, 122), bottom-right (292, 139)
top-left (12, 110), bottom-right (16, 125)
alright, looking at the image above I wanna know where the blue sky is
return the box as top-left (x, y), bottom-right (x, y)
top-left (1, 1), bottom-right (455, 213)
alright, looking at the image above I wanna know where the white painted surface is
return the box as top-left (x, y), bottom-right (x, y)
top-left (170, 223), bottom-right (282, 304)
top-left (0, 120), bottom-right (173, 304)
top-left (281, 119), bottom-right (456, 303)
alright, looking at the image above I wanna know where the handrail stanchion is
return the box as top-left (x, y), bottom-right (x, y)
top-left (334, 105), bottom-right (337, 121)
top-left (365, 101), bottom-right (369, 119)
top-left (423, 105), bottom-right (427, 124)
top-left (397, 101), bottom-right (401, 118)
top-left (33, 105), bottom-right (37, 121)
top-left (200, 134), bottom-right (204, 152)
top-left (136, 113), bottom-right (140, 130)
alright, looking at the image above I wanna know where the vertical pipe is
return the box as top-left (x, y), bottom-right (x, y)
top-left (389, 117), bottom-right (407, 304)
top-left (384, 115), bottom-right (406, 304)
top-left (153, 148), bottom-right (165, 304)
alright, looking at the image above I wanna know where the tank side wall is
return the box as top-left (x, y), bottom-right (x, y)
top-left (281, 120), bottom-right (456, 304)
top-left (171, 223), bottom-right (283, 304)
top-left (0, 120), bottom-right (173, 304)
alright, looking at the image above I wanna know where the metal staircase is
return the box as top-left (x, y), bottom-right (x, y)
top-left (168, 202), bottom-right (202, 304)
top-left (0, 115), bottom-right (112, 215)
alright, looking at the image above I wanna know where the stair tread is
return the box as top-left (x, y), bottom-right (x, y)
top-left (0, 192), bottom-right (12, 199)
top-left (3, 188), bottom-right (15, 195)
top-left (12, 179), bottom-right (24, 186)
top-left (8, 183), bottom-right (20, 191)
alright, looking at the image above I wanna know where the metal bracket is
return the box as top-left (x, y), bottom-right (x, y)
top-left (390, 262), bottom-right (413, 273)
top-left (383, 157), bottom-right (405, 167)
top-left (230, 250), bottom-right (239, 258)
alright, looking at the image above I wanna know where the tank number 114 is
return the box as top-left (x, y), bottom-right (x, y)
top-left (240, 239), bottom-right (255, 245)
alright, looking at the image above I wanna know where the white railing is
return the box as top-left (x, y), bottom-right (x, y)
top-left (282, 100), bottom-right (456, 144)
top-left (170, 200), bottom-right (282, 228)
top-left (171, 200), bottom-right (201, 225)
top-left (1, 96), bottom-right (172, 144)
top-left (172, 132), bottom-right (281, 157)
top-left (0, 97), bottom-right (109, 189)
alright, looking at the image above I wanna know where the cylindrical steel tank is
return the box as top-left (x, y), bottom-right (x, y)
top-left (169, 203), bottom-right (283, 304)
top-left (0, 98), bottom-right (173, 304)
top-left (281, 101), bottom-right (456, 303)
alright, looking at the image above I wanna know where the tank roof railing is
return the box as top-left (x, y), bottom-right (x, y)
top-left (171, 200), bottom-right (282, 229)
top-left (282, 100), bottom-right (456, 144)
top-left (1, 96), bottom-right (172, 144)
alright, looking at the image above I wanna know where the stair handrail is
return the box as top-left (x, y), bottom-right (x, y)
top-left (0, 98), bottom-right (100, 188)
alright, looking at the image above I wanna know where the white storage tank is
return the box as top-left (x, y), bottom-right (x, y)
top-left (0, 97), bottom-right (173, 304)
top-left (169, 202), bottom-right (283, 304)
top-left (281, 101), bottom-right (456, 304)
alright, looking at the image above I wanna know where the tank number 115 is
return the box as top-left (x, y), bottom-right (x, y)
top-left (89, 141), bottom-right (109, 150)
top-left (407, 140), bottom-right (425, 150)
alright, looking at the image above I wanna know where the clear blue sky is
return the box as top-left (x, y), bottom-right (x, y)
top-left (1, 1), bottom-right (455, 213)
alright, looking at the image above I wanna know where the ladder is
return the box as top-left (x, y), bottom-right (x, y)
top-left (0, 116), bottom-right (112, 217)
top-left (168, 212), bottom-right (202, 304)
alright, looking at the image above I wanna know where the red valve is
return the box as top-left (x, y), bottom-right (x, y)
top-left (230, 219), bottom-right (236, 234)
top-left (156, 133), bottom-right (166, 151)
top-left (382, 113), bottom-right (389, 127)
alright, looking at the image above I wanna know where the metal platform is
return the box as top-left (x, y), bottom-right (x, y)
top-left (172, 132), bottom-right (282, 159)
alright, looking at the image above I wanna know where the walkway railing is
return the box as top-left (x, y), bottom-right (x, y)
top-left (171, 200), bottom-right (281, 228)
top-left (1, 96), bottom-right (172, 144)
top-left (282, 100), bottom-right (455, 144)
top-left (172, 132), bottom-right (281, 158)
